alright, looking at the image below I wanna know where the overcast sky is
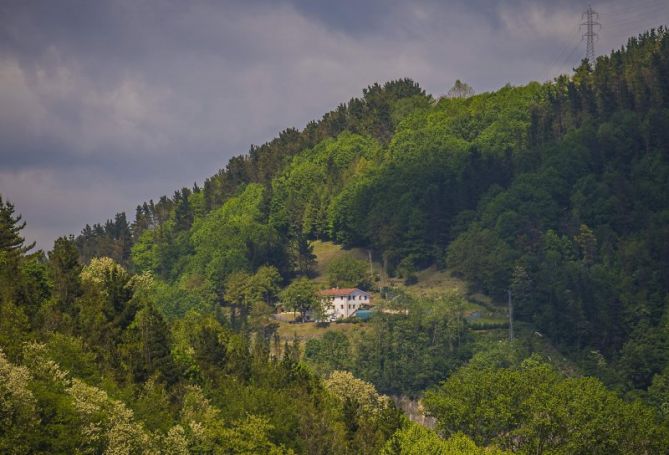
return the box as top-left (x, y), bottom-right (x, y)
top-left (1, 0), bottom-right (667, 250)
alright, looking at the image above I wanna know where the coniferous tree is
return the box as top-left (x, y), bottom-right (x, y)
top-left (0, 195), bottom-right (34, 255)
top-left (48, 236), bottom-right (82, 320)
top-left (122, 302), bottom-right (177, 384)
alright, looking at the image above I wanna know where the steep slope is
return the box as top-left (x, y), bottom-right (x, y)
top-left (75, 29), bottom-right (669, 393)
top-left (2, 28), bottom-right (669, 454)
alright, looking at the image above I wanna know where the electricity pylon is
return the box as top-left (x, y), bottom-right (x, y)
top-left (581, 5), bottom-right (601, 62)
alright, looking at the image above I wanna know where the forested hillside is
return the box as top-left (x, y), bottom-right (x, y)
top-left (2, 28), bottom-right (669, 453)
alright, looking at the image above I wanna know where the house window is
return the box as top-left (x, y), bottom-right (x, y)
top-left (340, 305), bottom-right (344, 309)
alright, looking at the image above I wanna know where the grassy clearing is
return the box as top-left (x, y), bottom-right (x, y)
top-left (400, 266), bottom-right (467, 297)
top-left (271, 241), bottom-right (379, 344)
top-left (302, 241), bottom-right (576, 376)
top-left (310, 240), bottom-right (383, 284)
top-left (276, 319), bottom-right (371, 341)
top-left (306, 241), bottom-right (507, 335)
top-left (388, 266), bottom-right (508, 324)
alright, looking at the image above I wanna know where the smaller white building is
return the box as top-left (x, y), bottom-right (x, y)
top-left (318, 288), bottom-right (371, 321)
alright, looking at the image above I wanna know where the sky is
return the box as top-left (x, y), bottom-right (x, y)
top-left (1, 0), bottom-right (667, 250)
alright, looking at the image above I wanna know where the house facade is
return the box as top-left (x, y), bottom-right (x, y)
top-left (318, 288), bottom-right (371, 321)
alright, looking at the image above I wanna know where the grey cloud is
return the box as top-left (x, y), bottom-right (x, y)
top-left (0, 0), bottom-right (667, 250)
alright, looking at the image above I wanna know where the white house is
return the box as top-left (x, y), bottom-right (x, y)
top-left (318, 288), bottom-right (371, 321)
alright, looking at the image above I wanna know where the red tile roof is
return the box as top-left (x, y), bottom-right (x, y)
top-left (319, 288), bottom-right (366, 296)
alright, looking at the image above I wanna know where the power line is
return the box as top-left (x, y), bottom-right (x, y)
top-left (580, 5), bottom-right (602, 62)
top-left (605, 6), bottom-right (667, 31)
top-left (601, 0), bottom-right (666, 16)
top-left (543, 0), bottom-right (666, 82)
top-left (543, 20), bottom-right (582, 82)
top-left (561, 39), bottom-right (584, 71)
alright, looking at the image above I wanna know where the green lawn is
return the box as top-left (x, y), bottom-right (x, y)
top-left (276, 319), bottom-right (370, 342)
top-left (306, 241), bottom-right (508, 335)
top-left (311, 240), bottom-right (383, 283)
top-left (300, 241), bottom-right (575, 377)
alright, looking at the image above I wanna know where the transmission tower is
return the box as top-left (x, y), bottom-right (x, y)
top-left (580, 5), bottom-right (601, 62)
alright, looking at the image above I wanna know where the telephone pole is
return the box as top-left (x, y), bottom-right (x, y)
top-left (580, 5), bottom-right (601, 62)
top-left (368, 250), bottom-right (374, 289)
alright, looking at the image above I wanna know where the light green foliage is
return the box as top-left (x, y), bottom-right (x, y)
top-left (424, 358), bottom-right (559, 446)
top-left (224, 271), bottom-right (254, 310)
top-left (327, 254), bottom-right (369, 289)
top-left (77, 257), bottom-right (138, 366)
top-left (382, 423), bottom-right (510, 455)
top-left (279, 277), bottom-right (319, 321)
top-left (324, 370), bottom-right (404, 454)
top-left (390, 95), bottom-right (433, 127)
top-left (270, 132), bottom-right (380, 241)
top-left (132, 378), bottom-right (174, 433)
top-left (188, 189), bottom-right (207, 220)
top-left (225, 266), bottom-right (281, 309)
top-left (40, 333), bottom-right (100, 383)
top-left (22, 341), bottom-right (71, 387)
top-left (424, 358), bottom-right (669, 453)
top-left (148, 273), bottom-right (216, 319)
top-left (518, 376), bottom-right (666, 454)
top-left (20, 342), bottom-right (160, 454)
top-left (1, 339), bottom-right (310, 454)
top-left (160, 425), bottom-right (190, 455)
top-left (80, 256), bottom-right (129, 288)
top-left (180, 386), bottom-right (292, 454)
top-left (175, 311), bottom-right (230, 374)
top-left (0, 349), bottom-right (39, 453)
top-left (252, 265), bottom-right (282, 305)
top-left (327, 83), bottom-right (542, 268)
top-left (131, 183), bottom-right (282, 319)
top-left (324, 370), bottom-right (391, 415)
top-left (224, 265), bottom-right (281, 327)
top-left (3, 31), bottom-right (669, 454)
top-left (190, 184), bottom-right (276, 288)
top-left (131, 228), bottom-right (160, 273)
top-left (465, 340), bottom-right (528, 371)
top-left (68, 378), bottom-right (156, 454)
top-left (1, 196), bottom-right (415, 454)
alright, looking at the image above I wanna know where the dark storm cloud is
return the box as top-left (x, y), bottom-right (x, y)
top-left (0, 0), bottom-right (667, 249)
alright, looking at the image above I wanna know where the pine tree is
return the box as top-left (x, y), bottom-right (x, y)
top-left (0, 196), bottom-right (33, 356)
top-left (48, 236), bottom-right (82, 318)
top-left (123, 302), bottom-right (177, 384)
top-left (0, 195), bottom-right (34, 254)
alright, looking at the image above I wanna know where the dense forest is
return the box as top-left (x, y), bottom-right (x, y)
top-left (2, 28), bottom-right (669, 453)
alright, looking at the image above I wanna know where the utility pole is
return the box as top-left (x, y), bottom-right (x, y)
top-left (508, 289), bottom-right (514, 341)
top-left (580, 5), bottom-right (601, 62)
top-left (368, 250), bottom-right (374, 289)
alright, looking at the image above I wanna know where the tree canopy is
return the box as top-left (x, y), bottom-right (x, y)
top-left (2, 27), bottom-right (669, 453)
